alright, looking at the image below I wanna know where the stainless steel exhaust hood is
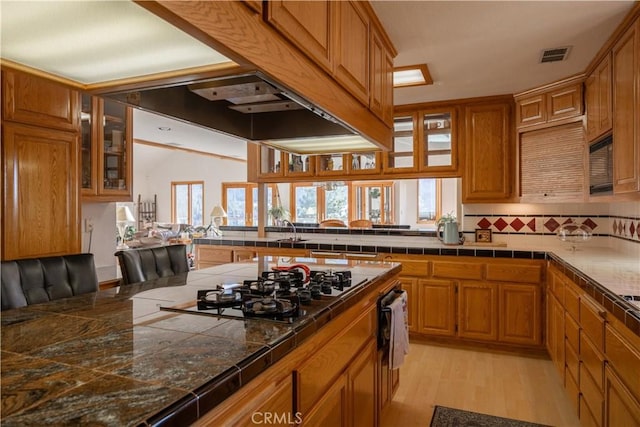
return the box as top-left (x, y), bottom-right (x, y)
top-left (102, 71), bottom-right (377, 154)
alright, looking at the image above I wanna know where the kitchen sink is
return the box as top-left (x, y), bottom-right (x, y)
top-left (274, 238), bottom-right (308, 243)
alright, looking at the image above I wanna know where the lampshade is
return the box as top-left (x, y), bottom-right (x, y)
top-left (210, 205), bottom-right (227, 218)
top-left (116, 206), bottom-right (135, 222)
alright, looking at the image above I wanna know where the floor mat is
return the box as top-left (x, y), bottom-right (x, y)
top-left (430, 405), bottom-right (551, 427)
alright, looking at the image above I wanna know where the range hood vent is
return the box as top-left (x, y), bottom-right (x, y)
top-left (103, 72), bottom-right (377, 154)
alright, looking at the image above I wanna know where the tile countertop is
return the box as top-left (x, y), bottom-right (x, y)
top-left (0, 259), bottom-right (400, 426)
top-left (195, 234), bottom-right (640, 312)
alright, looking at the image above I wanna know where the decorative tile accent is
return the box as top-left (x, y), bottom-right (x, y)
top-left (510, 218), bottom-right (525, 231)
top-left (527, 218), bottom-right (536, 232)
top-left (544, 218), bottom-right (560, 232)
top-left (582, 218), bottom-right (598, 231)
top-left (477, 218), bottom-right (492, 229)
top-left (493, 218), bottom-right (508, 231)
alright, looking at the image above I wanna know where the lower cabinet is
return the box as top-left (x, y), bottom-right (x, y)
top-left (417, 279), bottom-right (456, 336)
top-left (303, 374), bottom-right (349, 427)
top-left (400, 278), bottom-right (418, 332)
top-left (498, 283), bottom-right (541, 345)
top-left (458, 281), bottom-right (498, 341)
top-left (348, 339), bottom-right (377, 427)
top-left (605, 365), bottom-right (640, 427)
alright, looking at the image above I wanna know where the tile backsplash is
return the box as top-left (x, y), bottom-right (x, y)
top-left (463, 202), bottom-right (640, 253)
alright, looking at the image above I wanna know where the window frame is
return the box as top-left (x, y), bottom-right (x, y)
top-left (350, 181), bottom-right (395, 224)
top-left (170, 180), bottom-right (204, 226)
top-left (416, 178), bottom-right (442, 224)
top-left (222, 182), bottom-right (277, 226)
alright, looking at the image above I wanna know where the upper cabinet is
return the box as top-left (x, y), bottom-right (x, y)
top-left (585, 53), bottom-right (612, 143)
top-left (384, 108), bottom-right (458, 176)
top-left (266, 0), bottom-right (394, 127)
top-left (462, 99), bottom-right (514, 203)
top-left (82, 95), bottom-right (133, 202)
top-left (514, 78), bottom-right (583, 131)
top-left (612, 17), bottom-right (640, 194)
top-left (1, 67), bottom-right (80, 259)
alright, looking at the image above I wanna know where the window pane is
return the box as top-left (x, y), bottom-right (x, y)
top-left (191, 183), bottom-right (203, 226)
top-left (295, 186), bottom-right (318, 223)
top-left (226, 188), bottom-right (246, 226)
top-left (418, 179), bottom-right (437, 221)
top-left (175, 184), bottom-right (189, 224)
top-left (325, 183), bottom-right (348, 222)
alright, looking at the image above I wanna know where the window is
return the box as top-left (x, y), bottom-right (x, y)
top-left (417, 178), bottom-right (441, 223)
top-left (290, 182), bottom-right (351, 224)
top-left (222, 183), bottom-right (276, 226)
top-left (171, 181), bottom-right (204, 225)
top-left (352, 181), bottom-right (394, 224)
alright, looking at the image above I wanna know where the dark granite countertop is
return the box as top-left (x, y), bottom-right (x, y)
top-left (0, 258), bottom-right (400, 426)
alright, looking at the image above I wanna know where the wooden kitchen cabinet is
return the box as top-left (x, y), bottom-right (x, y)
top-left (1, 67), bottom-right (81, 260)
top-left (266, 0), bottom-right (333, 74)
top-left (585, 53), bottom-right (613, 142)
top-left (333, 0), bottom-right (370, 105)
top-left (195, 246), bottom-right (234, 269)
top-left (400, 278), bottom-right (418, 333)
top-left (347, 339), bottom-right (377, 427)
top-left (546, 291), bottom-right (565, 379)
top-left (2, 67), bottom-right (79, 132)
top-left (458, 281), bottom-right (498, 341)
top-left (514, 78), bottom-right (584, 130)
top-left (498, 283), bottom-right (541, 346)
top-left (82, 95), bottom-right (133, 201)
top-left (462, 99), bottom-right (514, 202)
top-left (2, 123), bottom-right (80, 260)
top-left (417, 279), bottom-right (456, 337)
top-left (303, 374), bottom-right (348, 427)
top-left (604, 365), bottom-right (640, 427)
top-left (369, 23), bottom-right (394, 126)
top-left (612, 17), bottom-right (640, 194)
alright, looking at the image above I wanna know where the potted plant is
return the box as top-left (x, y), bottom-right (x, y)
top-left (268, 205), bottom-right (289, 226)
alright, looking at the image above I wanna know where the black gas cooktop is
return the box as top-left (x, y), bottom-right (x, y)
top-left (160, 266), bottom-right (361, 323)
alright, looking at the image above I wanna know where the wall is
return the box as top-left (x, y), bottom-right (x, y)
top-left (81, 143), bottom-right (248, 268)
top-left (462, 201), bottom-right (640, 256)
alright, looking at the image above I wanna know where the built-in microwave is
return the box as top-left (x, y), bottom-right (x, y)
top-left (589, 134), bottom-right (613, 195)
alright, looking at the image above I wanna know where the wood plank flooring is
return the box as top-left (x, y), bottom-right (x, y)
top-left (380, 341), bottom-right (581, 427)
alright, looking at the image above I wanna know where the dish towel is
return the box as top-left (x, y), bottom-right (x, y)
top-left (389, 290), bottom-right (409, 369)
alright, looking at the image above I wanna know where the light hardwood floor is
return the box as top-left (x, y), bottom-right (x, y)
top-left (380, 341), bottom-right (581, 427)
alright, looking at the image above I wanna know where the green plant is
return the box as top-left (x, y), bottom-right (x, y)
top-left (437, 212), bottom-right (457, 225)
top-left (268, 205), bottom-right (289, 220)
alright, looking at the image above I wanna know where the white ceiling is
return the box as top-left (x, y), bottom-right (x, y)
top-left (2, 1), bottom-right (635, 158)
top-left (372, 1), bottom-right (634, 105)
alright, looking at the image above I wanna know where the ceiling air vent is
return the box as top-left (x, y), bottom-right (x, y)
top-left (540, 46), bottom-right (571, 63)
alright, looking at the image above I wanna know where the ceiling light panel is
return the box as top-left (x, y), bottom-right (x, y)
top-left (1, 1), bottom-right (231, 84)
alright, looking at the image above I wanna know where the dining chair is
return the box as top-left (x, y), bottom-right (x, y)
top-left (1, 253), bottom-right (99, 310)
top-left (115, 244), bottom-right (189, 285)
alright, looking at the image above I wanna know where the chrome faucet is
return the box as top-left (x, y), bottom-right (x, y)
top-left (282, 219), bottom-right (297, 242)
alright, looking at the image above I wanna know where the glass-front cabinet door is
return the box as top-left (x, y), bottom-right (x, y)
top-left (384, 114), bottom-right (417, 173)
top-left (317, 154), bottom-right (346, 176)
top-left (352, 181), bottom-right (394, 224)
top-left (419, 108), bottom-right (457, 172)
top-left (258, 146), bottom-right (284, 178)
top-left (81, 94), bottom-right (97, 195)
top-left (284, 153), bottom-right (315, 178)
top-left (82, 96), bottom-right (132, 201)
top-left (99, 99), bottom-right (132, 196)
top-left (347, 152), bottom-right (381, 174)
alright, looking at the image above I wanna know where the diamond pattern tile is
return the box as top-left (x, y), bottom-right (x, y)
top-left (526, 219), bottom-right (536, 232)
top-left (510, 218), bottom-right (525, 231)
top-left (544, 218), bottom-right (560, 232)
top-left (477, 218), bottom-right (492, 229)
top-left (613, 220), bottom-right (618, 234)
top-left (630, 222), bottom-right (636, 238)
top-left (582, 218), bottom-right (598, 231)
top-left (493, 218), bottom-right (508, 231)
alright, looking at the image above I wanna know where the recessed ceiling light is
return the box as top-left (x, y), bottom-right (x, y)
top-left (393, 64), bottom-right (433, 88)
top-left (158, 127), bottom-right (171, 131)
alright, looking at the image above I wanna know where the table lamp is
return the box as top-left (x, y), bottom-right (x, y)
top-left (210, 205), bottom-right (227, 237)
top-left (116, 205), bottom-right (136, 249)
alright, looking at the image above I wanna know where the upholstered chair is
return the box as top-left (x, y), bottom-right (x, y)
top-left (115, 244), bottom-right (189, 285)
top-left (1, 253), bottom-right (99, 311)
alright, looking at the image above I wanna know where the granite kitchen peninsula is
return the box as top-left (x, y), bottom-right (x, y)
top-left (1, 257), bottom-right (401, 426)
